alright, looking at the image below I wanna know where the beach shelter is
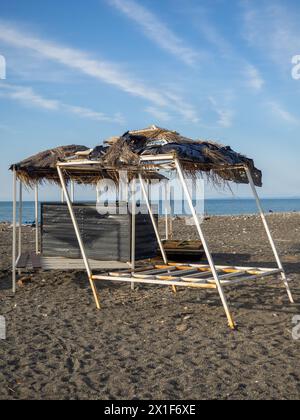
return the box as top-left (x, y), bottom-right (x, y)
top-left (55, 126), bottom-right (294, 329)
top-left (10, 126), bottom-right (294, 329)
top-left (10, 142), bottom-right (166, 285)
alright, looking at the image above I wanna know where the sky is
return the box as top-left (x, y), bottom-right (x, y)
top-left (0, 0), bottom-right (300, 201)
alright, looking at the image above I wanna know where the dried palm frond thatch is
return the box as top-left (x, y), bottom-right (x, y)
top-left (10, 145), bottom-right (90, 186)
top-left (98, 126), bottom-right (262, 187)
top-left (10, 142), bottom-right (165, 186)
top-left (10, 125), bottom-right (262, 188)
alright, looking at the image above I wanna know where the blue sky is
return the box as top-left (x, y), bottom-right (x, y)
top-left (0, 0), bottom-right (300, 200)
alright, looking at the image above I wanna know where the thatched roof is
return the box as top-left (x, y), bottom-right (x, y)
top-left (95, 126), bottom-right (262, 187)
top-left (10, 145), bottom-right (90, 186)
top-left (10, 126), bottom-right (262, 188)
top-left (10, 143), bottom-right (164, 185)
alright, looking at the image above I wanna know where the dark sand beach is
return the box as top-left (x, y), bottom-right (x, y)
top-left (0, 213), bottom-right (300, 400)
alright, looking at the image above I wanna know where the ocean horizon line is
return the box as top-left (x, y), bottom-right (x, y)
top-left (1, 197), bottom-right (300, 223)
top-left (1, 196), bottom-right (300, 203)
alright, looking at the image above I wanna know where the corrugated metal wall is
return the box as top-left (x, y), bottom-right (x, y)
top-left (41, 203), bottom-right (158, 261)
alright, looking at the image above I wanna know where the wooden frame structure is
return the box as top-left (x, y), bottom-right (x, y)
top-left (43, 154), bottom-right (294, 330)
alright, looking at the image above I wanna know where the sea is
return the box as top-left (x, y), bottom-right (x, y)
top-left (1, 199), bottom-right (300, 224)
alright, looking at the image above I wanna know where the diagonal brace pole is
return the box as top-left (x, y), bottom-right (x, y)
top-left (131, 177), bottom-right (136, 290)
top-left (35, 184), bottom-right (39, 254)
top-left (175, 159), bottom-right (236, 329)
top-left (244, 166), bottom-right (294, 303)
top-left (12, 167), bottom-right (17, 294)
top-left (139, 174), bottom-right (177, 294)
top-left (139, 174), bottom-right (168, 265)
top-left (57, 165), bottom-right (100, 309)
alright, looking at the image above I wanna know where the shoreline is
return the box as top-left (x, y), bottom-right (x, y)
top-left (1, 210), bottom-right (300, 225)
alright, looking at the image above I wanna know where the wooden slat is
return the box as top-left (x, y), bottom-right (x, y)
top-left (176, 265), bottom-right (197, 271)
top-left (154, 265), bottom-right (172, 269)
top-left (181, 270), bottom-right (215, 281)
top-left (206, 270), bottom-right (248, 284)
top-left (92, 265), bottom-right (282, 289)
top-left (221, 268), bottom-right (244, 273)
top-left (190, 263), bottom-right (284, 273)
top-left (182, 270), bottom-right (249, 284)
top-left (157, 269), bottom-right (199, 280)
top-left (165, 249), bottom-right (204, 255)
top-left (108, 265), bottom-right (155, 277)
top-left (93, 274), bottom-right (217, 289)
top-left (133, 267), bottom-right (176, 279)
top-left (155, 265), bottom-right (194, 271)
top-left (221, 269), bottom-right (282, 286)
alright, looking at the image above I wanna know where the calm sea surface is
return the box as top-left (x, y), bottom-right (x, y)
top-left (1, 199), bottom-right (300, 224)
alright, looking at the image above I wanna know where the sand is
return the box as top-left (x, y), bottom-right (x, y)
top-left (0, 213), bottom-right (300, 400)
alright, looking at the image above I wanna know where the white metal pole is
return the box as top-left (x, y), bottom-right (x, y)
top-left (57, 166), bottom-right (100, 309)
top-left (139, 174), bottom-right (168, 265)
top-left (125, 180), bottom-right (129, 203)
top-left (18, 181), bottom-right (23, 259)
top-left (35, 184), bottom-right (39, 254)
top-left (71, 181), bottom-right (75, 203)
top-left (119, 171), bottom-right (128, 203)
top-left (170, 183), bottom-right (173, 239)
top-left (165, 180), bottom-right (169, 241)
top-left (146, 180), bottom-right (149, 199)
top-left (96, 184), bottom-right (100, 203)
top-left (61, 187), bottom-right (64, 203)
top-left (148, 181), bottom-right (151, 204)
top-left (12, 167), bottom-right (17, 293)
top-left (175, 159), bottom-right (235, 329)
top-left (131, 177), bottom-right (136, 290)
top-left (244, 166), bottom-right (294, 303)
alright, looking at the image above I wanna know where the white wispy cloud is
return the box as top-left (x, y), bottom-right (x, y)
top-left (201, 22), bottom-right (265, 92)
top-left (267, 100), bottom-right (299, 124)
top-left (145, 107), bottom-right (171, 122)
top-left (184, 6), bottom-right (265, 92)
top-left (164, 91), bottom-right (200, 124)
top-left (0, 83), bottom-right (59, 110)
top-left (196, 18), bottom-right (233, 58)
top-left (217, 109), bottom-right (234, 128)
top-left (244, 64), bottom-right (264, 91)
top-left (106, 0), bottom-right (200, 65)
top-left (241, 0), bottom-right (300, 69)
top-left (0, 83), bottom-right (124, 123)
top-left (0, 22), bottom-right (167, 106)
top-left (0, 21), bottom-right (200, 123)
top-left (209, 96), bottom-right (234, 128)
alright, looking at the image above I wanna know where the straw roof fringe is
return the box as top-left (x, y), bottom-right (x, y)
top-left (100, 126), bottom-right (262, 187)
top-left (10, 145), bottom-right (90, 186)
top-left (10, 126), bottom-right (262, 188)
top-left (10, 143), bottom-right (164, 186)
